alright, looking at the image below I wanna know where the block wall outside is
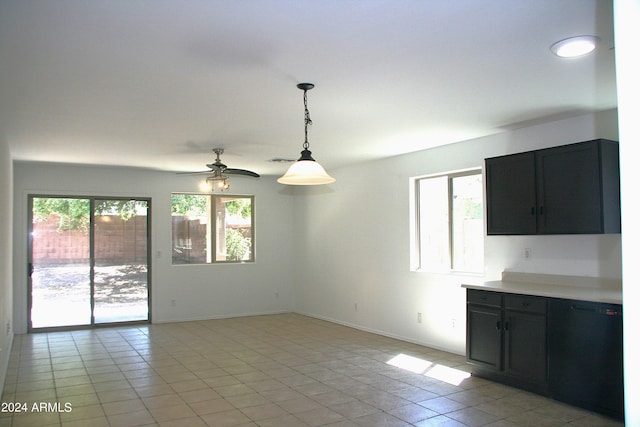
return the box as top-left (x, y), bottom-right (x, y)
top-left (32, 215), bottom-right (147, 265)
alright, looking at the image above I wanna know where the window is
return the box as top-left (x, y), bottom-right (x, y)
top-left (412, 170), bottom-right (484, 273)
top-left (171, 194), bottom-right (254, 264)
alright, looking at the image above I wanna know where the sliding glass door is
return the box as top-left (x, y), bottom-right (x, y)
top-left (29, 198), bottom-right (92, 328)
top-left (93, 199), bottom-right (149, 324)
top-left (28, 196), bottom-right (150, 330)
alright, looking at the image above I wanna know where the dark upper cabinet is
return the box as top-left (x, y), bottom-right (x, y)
top-left (485, 152), bottom-right (536, 234)
top-left (485, 139), bottom-right (620, 235)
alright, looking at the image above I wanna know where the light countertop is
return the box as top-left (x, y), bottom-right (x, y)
top-left (462, 271), bottom-right (622, 305)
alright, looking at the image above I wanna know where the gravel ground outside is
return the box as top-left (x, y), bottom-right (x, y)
top-left (31, 263), bottom-right (148, 327)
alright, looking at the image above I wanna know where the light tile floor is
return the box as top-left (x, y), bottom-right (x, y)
top-left (0, 313), bottom-right (624, 427)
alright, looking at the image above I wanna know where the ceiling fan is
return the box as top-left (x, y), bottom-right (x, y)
top-left (180, 148), bottom-right (259, 192)
top-left (201, 148), bottom-right (260, 177)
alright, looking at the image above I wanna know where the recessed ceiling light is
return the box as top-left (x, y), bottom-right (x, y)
top-left (550, 35), bottom-right (599, 58)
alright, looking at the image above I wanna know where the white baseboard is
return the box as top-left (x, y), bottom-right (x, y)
top-left (151, 310), bottom-right (292, 324)
top-left (294, 310), bottom-right (465, 356)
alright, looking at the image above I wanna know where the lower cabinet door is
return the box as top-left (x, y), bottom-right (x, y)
top-left (467, 304), bottom-right (502, 370)
top-left (504, 310), bottom-right (547, 386)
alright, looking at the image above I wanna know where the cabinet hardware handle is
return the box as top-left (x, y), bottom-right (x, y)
top-left (521, 302), bottom-right (530, 307)
top-left (504, 322), bottom-right (510, 331)
top-left (496, 321), bottom-right (501, 331)
top-left (531, 207), bottom-right (535, 215)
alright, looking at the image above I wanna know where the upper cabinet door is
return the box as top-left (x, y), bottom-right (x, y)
top-left (536, 141), bottom-right (602, 234)
top-left (485, 139), bottom-right (620, 235)
top-left (485, 152), bottom-right (536, 235)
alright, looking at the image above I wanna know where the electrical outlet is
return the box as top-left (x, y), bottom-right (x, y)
top-left (171, 299), bottom-right (176, 307)
top-left (451, 318), bottom-right (456, 329)
top-left (275, 292), bottom-right (279, 299)
top-left (6, 321), bottom-right (10, 334)
top-left (524, 248), bottom-right (532, 260)
top-left (417, 312), bottom-right (422, 323)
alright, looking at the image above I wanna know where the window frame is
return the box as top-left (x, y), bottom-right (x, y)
top-left (411, 168), bottom-right (484, 274)
top-left (171, 193), bottom-right (255, 265)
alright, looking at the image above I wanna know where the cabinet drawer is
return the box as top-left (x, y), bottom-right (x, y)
top-left (467, 289), bottom-right (502, 307)
top-left (505, 294), bottom-right (547, 314)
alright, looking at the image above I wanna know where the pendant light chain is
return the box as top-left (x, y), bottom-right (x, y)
top-left (302, 89), bottom-right (312, 151)
top-left (277, 82), bottom-right (335, 185)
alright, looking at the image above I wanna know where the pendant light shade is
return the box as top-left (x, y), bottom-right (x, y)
top-left (277, 149), bottom-right (336, 185)
top-left (277, 83), bottom-right (336, 185)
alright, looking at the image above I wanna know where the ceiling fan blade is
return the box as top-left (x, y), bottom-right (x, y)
top-left (206, 162), bottom-right (225, 169)
top-left (178, 149), bottom-right (259, 178)
top-left (224, 168), bottom-right (260, 178)
top-left (177, 170), bottom-right (214, 175)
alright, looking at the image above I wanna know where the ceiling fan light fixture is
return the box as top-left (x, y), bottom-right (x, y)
top-left (550, 35), bottom-right (599, 58)
top-left (181, 147), bottom-right (259, 192)
top-left (205, 174), bottom-right (230, 192)
top-left (277, 83), bottom-right (336, 186)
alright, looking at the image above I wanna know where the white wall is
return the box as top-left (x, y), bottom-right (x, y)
top-left (12, 163), bottom-right (296, 333)
top-left (293, 109), bottom-right (621, 355)
top-left (0, 133), bottom-right (13, 391)
top-left (614, 1), bottom-right (640, 425)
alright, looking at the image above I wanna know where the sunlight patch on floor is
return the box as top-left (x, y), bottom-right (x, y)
top-left (386, 353), bottom-right (471, 386)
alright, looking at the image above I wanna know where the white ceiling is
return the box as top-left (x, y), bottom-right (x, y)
top-left (0, 0), bottom-right (617, 177)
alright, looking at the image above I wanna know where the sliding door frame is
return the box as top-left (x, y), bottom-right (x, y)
top-left (27, 194), bottom-right (152, 332)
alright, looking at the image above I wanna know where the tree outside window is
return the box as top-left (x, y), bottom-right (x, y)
top-left (171, 194), bottom-right (254, 264)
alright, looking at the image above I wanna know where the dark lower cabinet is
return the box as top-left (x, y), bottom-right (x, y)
top-left (466, 290), bottom-right (547, 393)
top-left (466, 289), bottom-right (624, 420)
top-left (467, 303), bottom-right (502, 370)
top-left (504, 308), bottom-right (547, 385)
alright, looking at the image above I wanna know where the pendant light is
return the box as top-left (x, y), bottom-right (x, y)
top-left (277, 83), bottom-right (336, 185)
